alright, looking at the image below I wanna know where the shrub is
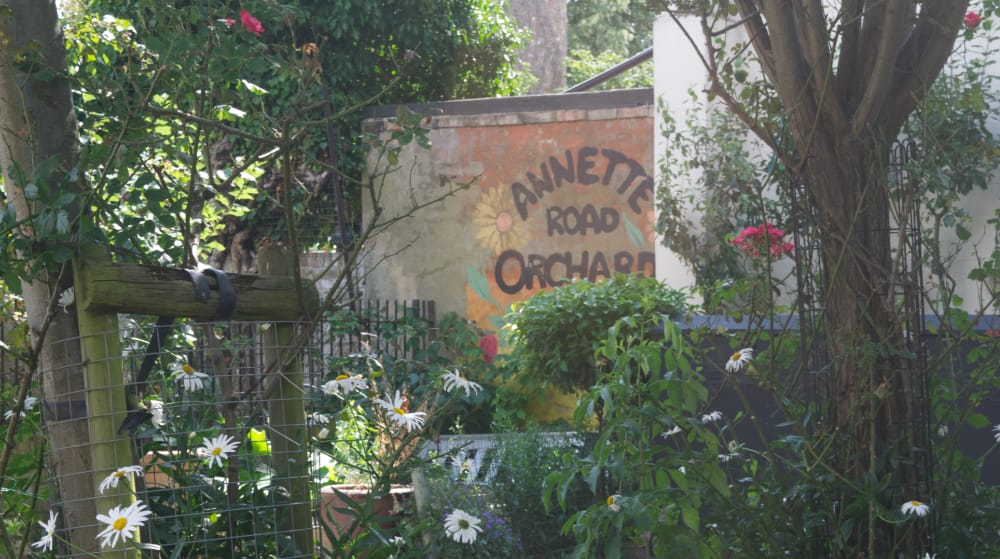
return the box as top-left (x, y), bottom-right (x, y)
top-left (504, 274), bottom-right (686, 394)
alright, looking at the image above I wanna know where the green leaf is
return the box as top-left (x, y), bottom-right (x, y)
top-left (681, 503), bottom-right (700, 531)
top-left (967, 412), bottom-right (990, 429)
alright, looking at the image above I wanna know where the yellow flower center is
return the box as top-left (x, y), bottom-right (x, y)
top-left (393, 407), bottom-right (406, 416)
top-left (182, 364), bottom-right (195, 376)
top-left (910, 500), bottom-right (920, 506)
top-left (335, 374), bottom-right (350, 381)
top-left (112, 517), bottom-right (127, 531)
top-left (114, 470), bottom-right (125, 478)
top-left (212, 447), bottom-right (223, 456)
top-left (730, 352), bottom-right (741, 362)
top-left (607, 496), bottom-right (615, 506)
top-left (458, 518), bottom-right (470, 530)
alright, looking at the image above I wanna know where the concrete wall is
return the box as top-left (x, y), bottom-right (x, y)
top-left (362, 89), bottom-right (656, 330)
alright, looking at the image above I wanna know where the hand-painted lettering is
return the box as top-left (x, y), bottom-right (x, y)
top-left (495, 249), bottom-right (656, 295)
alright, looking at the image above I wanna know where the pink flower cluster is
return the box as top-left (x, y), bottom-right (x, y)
top-left (732, 223), bottom-right (794, 259)
top-left (964, 11), bottom-right (982, 29)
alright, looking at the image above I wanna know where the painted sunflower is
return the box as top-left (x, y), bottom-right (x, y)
top-left (472, 186), bottom-right (526, 255)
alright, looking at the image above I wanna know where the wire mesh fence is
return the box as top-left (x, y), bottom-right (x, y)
top-left (27, 299), bottom-right (435, 558)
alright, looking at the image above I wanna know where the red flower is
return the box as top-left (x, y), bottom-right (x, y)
top-left (732, 222), bottom-right (794, 259)
top-left (964, 11), bottom-right (981, 29)
top-left (479, 334), bottom-right (498, 364)
top-left (240, 10), bottom-right (265, 36)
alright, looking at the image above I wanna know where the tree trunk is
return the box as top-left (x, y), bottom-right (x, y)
top-left (0, 1), bottom-right (95, 553)
top-left (804, 127), bottom-right (919, 555)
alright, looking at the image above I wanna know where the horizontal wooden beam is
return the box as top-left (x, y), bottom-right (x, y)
top-left (76, 259), bottom-right (320, 321)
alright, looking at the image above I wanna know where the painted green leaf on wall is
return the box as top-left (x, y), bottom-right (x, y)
top-left (468, 265), bottom-right (496, 304)
top-left (622, 214), bottom-right (645, 250)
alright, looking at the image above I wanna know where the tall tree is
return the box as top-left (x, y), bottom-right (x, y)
top-left (0, 0), bottom-right (98, 552)
top-left (565, 0), bottom-right (656, 89)
top-left (653, 0), bottom-right (990, 555)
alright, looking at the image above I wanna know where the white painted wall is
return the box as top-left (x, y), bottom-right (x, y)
top-left (652, 12), bottom-right (701, 292)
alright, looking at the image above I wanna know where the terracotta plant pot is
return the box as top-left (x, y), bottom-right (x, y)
top-left (317, 484), bottom-right (413, 552)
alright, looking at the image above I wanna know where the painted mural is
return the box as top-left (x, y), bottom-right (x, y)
top-left (463, 119), bottom-right (656, 331)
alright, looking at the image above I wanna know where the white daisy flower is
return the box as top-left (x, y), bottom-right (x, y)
top-left (58, 287), bottom-right (75, 313)
top-left (441, 369), bottom-right (482, 396)
top-left (725, 347), bottom-right (753, 373)
top-left (172, 363), bottom-right (208, 391)
top-left (701, 411), bottom-right (723, 424)
top-left (678, 466), bottom-right (686, 475)
top-left (317, 427), bottom-right (330, 439)
top-left (4, 396), bottom-right (38, 420)
top-left (607, 494), bottom-right (622, 512)
top-left (660, 426), bottom-right (682, 438)
top-left (95, 501), bottom-right (152, 548)
top-left (308, 412), bottom-right (332, 426)
top-left (200, 434), bottom-right (240, 468)
top-left (901, 500), bottom-right (929, 517)
top-left (993, 424), bottom-right (1000, 443)
top-left (374, 390), bottom-right (426, 432)
top-left (922, 554), bottom-right (936, 559)
top-left (443, 509), bottom-right (483, 544)
top-left (937, 424), bottom-right (949, 437)
top-left (149, 400), bottom-right (166, 428)
top-left (99, 465), bottom-right (144, 494)
top-left (321, 374), bottom-right (368, 396)
top-left (31, 510), bottom-right (58, 552)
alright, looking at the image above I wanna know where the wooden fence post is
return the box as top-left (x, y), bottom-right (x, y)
top-left (259, 245), bottom-right (314, 555)
top-left (74, 244), bottom-right (137, 559)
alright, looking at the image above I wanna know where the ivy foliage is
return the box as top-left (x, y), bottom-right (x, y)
top-left (504, 274), bottom-right (686, 395)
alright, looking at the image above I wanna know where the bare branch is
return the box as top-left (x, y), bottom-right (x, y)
top-left (757, 1), bottom-right (817, 130)
top-left (143, 105), bottom-right (282, 146)
top-left (835, 0), bottom-right (864, 102)
top-left (732, 0), bottom-right (779, 84)
top-left (850, 0), bottom-right (913, 134)
top-left (883, 0), bottom-right (969, 133)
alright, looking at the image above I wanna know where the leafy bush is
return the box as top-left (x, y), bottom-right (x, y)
top-left (488, 426), bottom-right (587, 558)
top-left (504, 274), bottom-right (686, 394)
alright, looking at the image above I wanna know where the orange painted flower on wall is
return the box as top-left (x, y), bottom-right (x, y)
top-left (473, 186), bottom-right (525, 255)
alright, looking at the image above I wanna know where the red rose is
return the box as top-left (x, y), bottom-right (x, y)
top-left (964, 11), bottom-right (981, 29)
